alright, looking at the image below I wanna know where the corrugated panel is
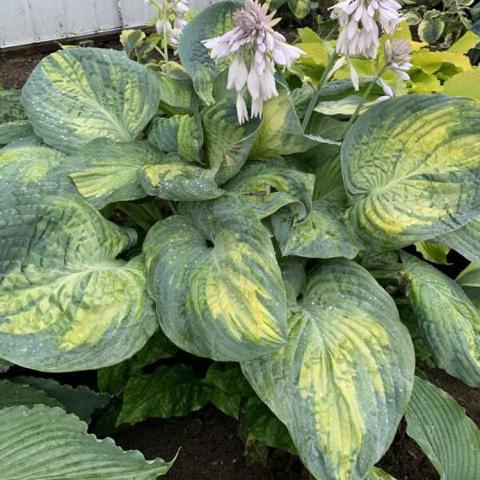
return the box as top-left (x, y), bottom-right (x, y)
top-left (0, 0), bottom-right (220, 49)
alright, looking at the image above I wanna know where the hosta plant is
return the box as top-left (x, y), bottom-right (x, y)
top-left (1, 1), bottom-right (480, 479)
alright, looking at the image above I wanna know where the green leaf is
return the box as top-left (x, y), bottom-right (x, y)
top-left (401, 252), bottom-right (480, 387)
top-left (250, 91), bottom-right (321, 159)
top-left (313, 153), bottom-right (348, 207)
top-left (12, 376), bottom-right (110, 422)
top-left (448, 31), bottom-right (480, 54)
top-left (414, 241), bottom-right (450, 264)
top-left (157, 66), bottom-right (201, 115)
top-left (138, 158), bottom-right (224, 201)
top-left (205, 362), bottom-right (253, 418)
top-left (178, 1), bottom-right (239, 75)
top-left (191, 62), bottom-right (216, 105)
top-left (202, 100), bottom-right (261, 184)
top-left (0, 90), bottom-right (33, 145)
top-left (224, 160), bottom-right (314, 220)
top-left (366, 467), bottom-right (397, 480)
top-left (456, 262), bottom-right (480, 308)
top-left (443, 70), bottom-right (480, 100)
top-left (0, 405), bottom-right (172, 479)
top-left (272, 200), bottom-right (360, 259)
top-left (242, 259), bottom-right (415, 480)
top-left (241, 396), bottom-right (296, 453)
top-left (117, 364), bottom-right (211, 425)
top-left (67, 140), bottom-right (166, 208)
top-left (342, 95), bottom-right (480, 249)
top-left (0, 359), bottom-right (12, 373)
top-left (98, 330), bottom-right (177, 395)
top-left (21, 48), bottom-right (161, 152)
top-left (0, 180), bottom-right (157, 372)
top-left (0, 142), bottom-right (66, 183)
top-left (418, 17), bottom-right (445, 44)
top-left (405, 376), bottom-right (480, 479)
top-left (0, 379), bottom-right (64, 409)
top-left (120, 29), bottom-right (147, 58)
top-left (143, 197), bottom-right (288, 361)
top-left (437, 217), bottom-right (480, 264)
top-left (148, 113), bottom-right (204, 162)
top-left (287, 0), bottom-right (310, 19)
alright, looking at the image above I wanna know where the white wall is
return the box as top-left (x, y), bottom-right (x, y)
top-left (0, 0), bottom-right (217, 49)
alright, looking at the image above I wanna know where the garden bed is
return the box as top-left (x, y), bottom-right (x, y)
top-left (2, 22), bottom-right (480, 479)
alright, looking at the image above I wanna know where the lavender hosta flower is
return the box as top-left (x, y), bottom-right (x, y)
top-left (384, 39), bottom-right (412, 81)
top-left (203, 0), bottom-right (303, 124)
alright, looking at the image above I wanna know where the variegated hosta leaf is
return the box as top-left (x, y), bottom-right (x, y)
top-left (67, 139), bottom-right (164, 208)
top-left (0, 180), bottom-right (157, 372)
top-left (157, 66), bottom-right (202, 115)
top-left (406, 376), bottom-right (480, 479)
top-left (202, 100), bottom-right (261, 184)
top-left (250, 91), bottom-right (330, 160)
top-left (224, 160), bottom-right (314, 220)
top-left (0, 405), bottom-right (172, 479)
top-left (143, 197), bottom-right (288, 361)
top-left (21, 48), bottom-right (161, 152)
top-left (272, 200), bottom-right (360, 259)
top-left (313, 153), bottom-right (348, 208)
top-left (0, 90), bottom-right (33, 144)
top-left (414, 241), bottom-right (450, 265)
top-left (242, 259), bottom-right (415, 480)
top-left (342, 95), bottom-right (480, 249)
top-left (138, 159), bottom-right (223, 201)
top-left (0, 142), bottom-right (66, 183)
top-left (437, 217), bottom-right (480, 264)
top-left (401, 252), bottom-right (480, 386)
top-left (456, 262), bottom-right (480, 308)
top-left (177, 1), bottom-right (238, 75)
top-left (148, 113), bottom-right (203, 162)
top-left (0, 379), bottom-right (64, 409)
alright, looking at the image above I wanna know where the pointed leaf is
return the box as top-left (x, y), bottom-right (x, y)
top-left (406, 376), bottom-right (480, 479)
top-left (401, 252), bottom-right (480, 386)
top-left (342, 95), bottom-right (480, 249)
top-left (21, 48), bottom-right (161, 152)
top-left (67, 140), bottom-right (166, 208)
top-left (0, 180), bottom-right (157, 372)
top-left (0, 405), bottom-right (172, 479)
top-left (242, 260), bottom-right (415, 480)
top-left (437, 217), bottom-right (480, 264)
top-left (117, 364), bottom-right (211, 425)
top-left (202, 100), bottom-right (261, 184)
top-left (224, 160), bottom-right (314, 220)
top-left (143, 197), bottom-right (288, 361)
top-left (272, 200), bottom-right (360, 258)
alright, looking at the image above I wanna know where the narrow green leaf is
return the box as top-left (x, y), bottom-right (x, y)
top-left (406, 376), bottom-right (480, 479)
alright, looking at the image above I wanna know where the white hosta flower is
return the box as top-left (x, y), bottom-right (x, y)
top-left (384, 39), bottom-right (412, 80)
top-left (153, 0), bottom-right (190, 48)
top-left (204, 0), bottom-right (303, 124)
top-left (331, 0), bottom-right (402, 58)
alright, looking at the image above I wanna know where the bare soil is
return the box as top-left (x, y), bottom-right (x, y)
top-left (2, 40), bottom-right (479, 480)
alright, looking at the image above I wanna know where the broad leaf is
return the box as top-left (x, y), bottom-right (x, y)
top-left (342, 95), bottom-right (480, 249)
top-left (67, 140), bottom-right (164, 208)
top-left (0, 405), bottom-right (172, 479)
top-left (406, 376), bottom-right (480, 479)
top-left (437, 217), bottom-right (480, 264)
top-left (272, 200), bottom-right (360, 258)
top-left (202, 100), bottom-right (261, 184)
top-left (117, 364), bottom-right (211, 425)
top-left (313, 153), bottom-right (348, 207)
top-left (414, 241), bottom-right (450, 264)
top-left (242, 259), bottom-right (415, 480)
top-left (250, 91), bottom-right (323, 159)
top-left (0, 379), bottom-right (64, 409)
top-left (224, 160), bottom-right (314, 220)
top-left (148, 113), bottom-right (203, 161)
top-left (401, 252), bottom-right (480, 386)
top-left (12, 376), bottom-right (110, 422)
top-left (0, 180), bottom-right (157, 372)
top-left (0, 90), bottom-right (33, 144)
top-left (177, 1), bottom-right (239, 75)
top-left (143, 197), bottom-right (288, 361)
top-left (21, 48), bottom-right (161, 152)
top-left (0, 142), bottom-right (66, 183)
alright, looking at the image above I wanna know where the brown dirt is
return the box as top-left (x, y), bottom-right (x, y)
top-left (2, 42), bottom-right (479, 480)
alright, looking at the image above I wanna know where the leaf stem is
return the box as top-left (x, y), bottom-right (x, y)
top-left (301, 53), bottom-right (338, 132)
